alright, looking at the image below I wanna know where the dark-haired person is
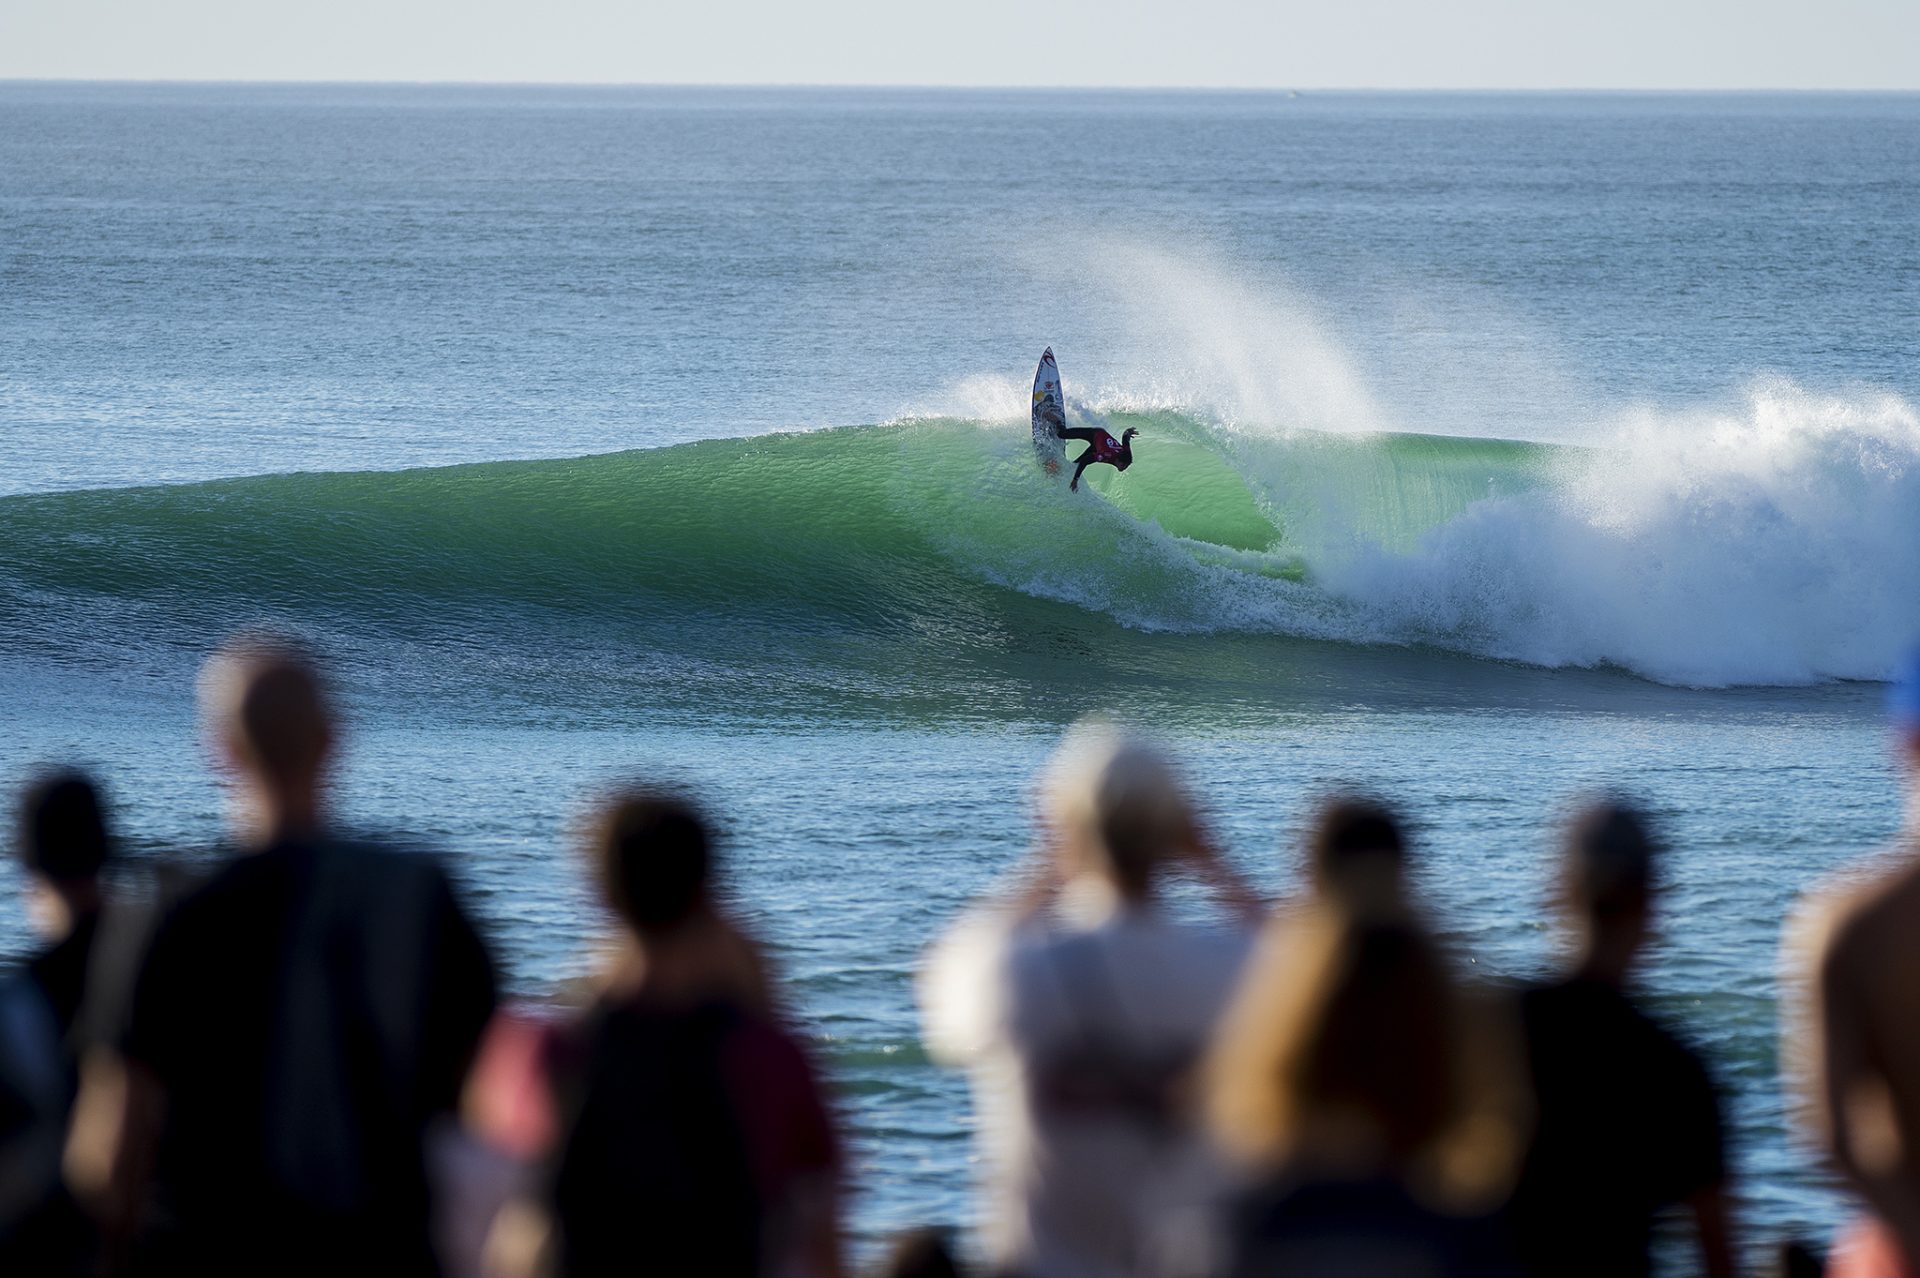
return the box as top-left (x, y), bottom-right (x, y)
top-left (11, 774), bottom-right (113, 1048)
top-left (485, 791), bottom-right (844, 1278)
top-left (1507, 800), bottom-right (1734, 1278)
top-left (919, 725), bottom-right (1262, 1278)
top-left (64, 636), bottom-right (498, 1277)
top-left (0, 771), bottom-right (115, 1273)
top-left (1305, 794), bottom-right (1411, 916)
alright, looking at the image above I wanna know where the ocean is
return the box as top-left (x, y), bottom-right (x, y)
top-left (4, 83), bottom-right (1919, 1262)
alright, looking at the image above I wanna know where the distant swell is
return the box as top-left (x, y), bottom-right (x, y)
top-left (2, 385), bottom-right (1917, 689)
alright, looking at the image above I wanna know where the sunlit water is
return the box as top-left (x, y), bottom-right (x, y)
top-left (4, 84), bottom-right (1919, 1265)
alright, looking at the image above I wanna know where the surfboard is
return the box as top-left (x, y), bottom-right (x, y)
top-left (1031, 347), bottom-right (1066, 478)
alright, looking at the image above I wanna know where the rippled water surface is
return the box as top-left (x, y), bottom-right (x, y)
top-left (4, 84), bottom-right (1919, 1264)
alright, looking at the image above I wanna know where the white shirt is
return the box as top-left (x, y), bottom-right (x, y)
top-left (919, 879), bottom-right (1255, 1278)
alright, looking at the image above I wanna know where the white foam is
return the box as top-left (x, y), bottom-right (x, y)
top-left (894, 238), bottom-right (1920, 688)
top-left (1317, 382), bottom-right (1920, 685)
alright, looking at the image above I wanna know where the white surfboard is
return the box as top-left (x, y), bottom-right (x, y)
top-left (1031, 347), bottom-right (1066, 479)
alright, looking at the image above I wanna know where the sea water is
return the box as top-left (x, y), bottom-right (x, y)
top-left (4, 84), bottom-right (1920, 1262)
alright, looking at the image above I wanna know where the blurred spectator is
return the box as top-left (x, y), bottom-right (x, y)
top-left (0, 771), bottom-right (114, 1274)
top-left (1205, 798), bottom-right (1525, 1278)
top-left (483, 789), bottom-right (844, 1278)
top-left (872, 1225), bottom-right (967, 1278)
top-left (1304, 795), bottom-right (1411, 916)
top-left (1506, 799), bottom-right (1733, 1278)
top-left (1786, 646), bottom-right (1920, 1277)
top-left (63, 635), bottom-right (497, 1276)
top-left (918, 724), bottom-right (1262, 1278)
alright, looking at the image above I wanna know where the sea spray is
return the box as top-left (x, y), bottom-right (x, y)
top-left (1314, 384), bottom-right (1920, 685)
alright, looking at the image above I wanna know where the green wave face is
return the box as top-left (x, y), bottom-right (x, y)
top-left (1074, 412), bottom-right (1283, 552)
top-left (0, 418), bottom-right (1564, 710)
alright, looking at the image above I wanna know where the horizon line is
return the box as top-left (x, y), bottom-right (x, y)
top-left (5, 77), bottom-right (1920, 95)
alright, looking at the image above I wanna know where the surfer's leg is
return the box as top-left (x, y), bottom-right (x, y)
top-left (1069, 454), bottom-right (1096, 492)
top-left (1057, 426), bottom-right (1100, 444)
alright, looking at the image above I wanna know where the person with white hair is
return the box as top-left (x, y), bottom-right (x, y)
top-left (917, 724), bottom-right (1262, 1278)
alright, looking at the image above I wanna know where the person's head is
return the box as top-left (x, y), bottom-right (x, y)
top-left (591, 789), bottom-right (714, 940)
top-left (1307, 795), bottom-right (1408, 916)
top-left (15, 770), bottom-right (112, 938)
top-left (1559, 797), bottom-right (1659, 980)
top-left (1208, 909), bottom-right (1521, 1211)
top-left (198, 634), bottom-right (336, 837)
top-left (1043, 724), bottom-right (1196, 902)
top-left (16, 770), bottom-right (111, 884)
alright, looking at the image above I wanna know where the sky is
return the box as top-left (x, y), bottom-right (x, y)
top-left (4, 0), bottom-right (1918, 89)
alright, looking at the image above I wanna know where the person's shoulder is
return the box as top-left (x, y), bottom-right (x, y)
top-left (1518, 976), bottom-right (1659, 1066)
top-left (1618, 991), bottom-right (1714, 1082)
top-left (924, 901), bottom-right (1023, 986)
top-left (1142, 914), bottom-right (1260, 978)
top-left (317, 833), bottom-right (447, 873)
top-left (1530, 975), bottom-right (1690, 1039)
top-left (703, 1002), bottom-right (830, 1115)
top-left (1520, 974), bottom-right (1617, 1017)
top-left (1517, 976), bottom-right (1587, 1040)
top-left (1014, 913), bottom-right (1254, 1010)
top-left (1167, 914), bottom-right (1260, 954)
top-left (310, 835), bottom-right (468, 909)
top-left (918, 903), bottom-right (1029, 1062)
top-left (1793, 847), bottom-right (1920, 978)
top-left (154, 850), bottom-right (270, 931)
top-left (723, 1006), bottom-right (813, 1068)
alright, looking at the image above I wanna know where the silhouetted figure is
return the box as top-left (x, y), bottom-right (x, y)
top-left (873, 1225), bottom-right (967, 1278)
top-left (1304, 795), bottom-right (1413, 917)
top-left (0, 771), bottom-right (113, 1274)
top-left (487, 791), bottom-right (844, 1278)
top-left (1206, 799), bottom-right (1525, 1278)
top-left (64, 636), bottom-right (497, 1277)
top-left (1506, 800), bottom-right (1734, 1278)
top-left (920, 724), bottom-right (1263, 1278)
top-left (1787, 646), bottom-right (1920, 1277)
top-left (1772, 1238), bottom-right (1824, 1278)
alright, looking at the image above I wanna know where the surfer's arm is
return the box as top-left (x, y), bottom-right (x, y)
top-left (1069, 453), bottom-right (1095, 492)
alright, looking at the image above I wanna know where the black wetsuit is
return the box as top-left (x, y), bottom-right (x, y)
top-left (1055, 425), bottom-right (1134, 491)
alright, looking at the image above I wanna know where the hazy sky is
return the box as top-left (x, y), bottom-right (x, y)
top-left (5, 0), bottom-right (1917, 89)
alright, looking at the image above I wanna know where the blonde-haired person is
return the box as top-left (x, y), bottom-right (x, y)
top-left (919, 724), bottom-right (1263, 1278)
top-left (1205, 798), bottom-right (1526, 1278)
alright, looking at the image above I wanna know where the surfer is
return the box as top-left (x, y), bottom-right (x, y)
top-left (1055, 423), bottom-right (1139, 492)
